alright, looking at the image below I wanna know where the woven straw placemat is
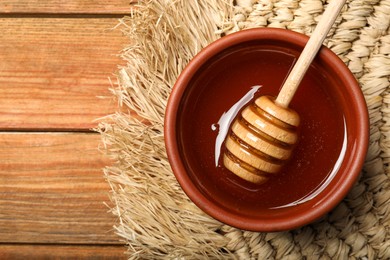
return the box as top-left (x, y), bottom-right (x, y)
top-left (98, 0), bottom-right (390, 258)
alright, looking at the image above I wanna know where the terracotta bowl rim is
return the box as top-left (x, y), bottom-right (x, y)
top-left (164, 28), bottom-right (369, 231)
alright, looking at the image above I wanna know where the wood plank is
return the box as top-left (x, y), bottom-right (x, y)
top-left (0, 245), bottom-right (126, 260)
top-left (0, 1), bottom-right (131, 14)
top-left (0, 133), bottom-right (121, 244)
top-left (0, 17), bottom-right (127, 130)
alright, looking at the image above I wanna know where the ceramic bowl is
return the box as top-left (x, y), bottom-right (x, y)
top-left (164, 28), bottom-right (369, 232)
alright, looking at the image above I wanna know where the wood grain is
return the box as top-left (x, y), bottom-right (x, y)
top-left (0, 133), bottom-right (120, 244)
top-left (0, 245), bottom-right (126, 260)
top-left (0, 0), bottom-right (132, 14)
top-left (0, 17), bottom-right (127, 130)
top-left (0, 0), bottom-right (131, 257)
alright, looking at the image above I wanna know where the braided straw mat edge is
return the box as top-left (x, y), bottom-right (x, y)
top-left (98, 0), bottom-right (390, 259)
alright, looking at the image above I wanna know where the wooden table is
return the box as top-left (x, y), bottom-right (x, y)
top-left (0, 1), bottom-right (130, 258)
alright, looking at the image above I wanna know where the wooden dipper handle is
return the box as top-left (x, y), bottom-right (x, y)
top-left (223, 0), bottom-right (346, 184)
top-left (276, 0), bottom-right (346, 107)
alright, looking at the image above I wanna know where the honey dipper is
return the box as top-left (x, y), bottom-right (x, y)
top-left (223, 0), bottom-right (346, 184)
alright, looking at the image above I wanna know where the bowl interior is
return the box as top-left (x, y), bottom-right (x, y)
top-left (166, 29), bottom-right (368, 231)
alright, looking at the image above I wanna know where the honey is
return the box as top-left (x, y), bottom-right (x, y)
top-left (177, 43), bottom-right (345, 214)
